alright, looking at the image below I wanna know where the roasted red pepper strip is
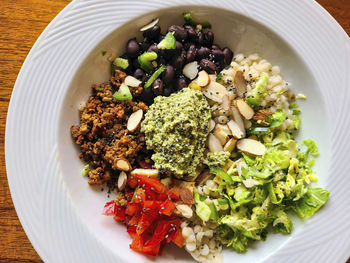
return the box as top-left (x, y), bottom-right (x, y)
top-left (102, 201), bottom-right (116, 216)
top-left (126, 202), bottom-right (140, 216)
top-left (160, 199), bottom-right (175, 216)
top-left (127, 175), bottom-right (138, 188)
top-left (133, 188), bottom-right (146, 204)
top-left (171, 227), bottom-right (185, 248)
top-left (145, 218), bottom-right (181, 247)
top-left (136, 174), bottom-right (166, 194)
top-left (167, 188), bottom-right (180, 200)
top-left (113, 206), bottom-right (126, 222)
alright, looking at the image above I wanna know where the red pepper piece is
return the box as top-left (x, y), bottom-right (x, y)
top-left (127, 225), bottom-right (137, 238)
top-left (170, 227), bottom-right (184, 248)
top-left (167, 188), bottom-right (180, 200)
top-left (130, 235), bottom-right (143, 253)
top-left (136, 174), bottom-right (166, 194)
top-left (160, 199), bottom-right (175, 216)
top-left (113, 206), bottom-right (126, 222)
top-left (102, 201), bottom-right (116, 216)
top-left (126, 202), bottom-right (140, 216)
top-left (127, 175), bottom-right (138, 188)
top-left (145, 218), bottom-right (181, 247)
top-left (144, 185), bottom-right (158, 200)
top-left (133, 188), bottom-right (146, 204)
top-left (136, 201), bottom-right (161, 235)
top-left (125, 190), bottom-right (134, 202)
top-left (141, 243), bottom-right (161, 256)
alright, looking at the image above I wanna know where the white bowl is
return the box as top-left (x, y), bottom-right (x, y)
top-left (6, 1), bottom-right (350, 263)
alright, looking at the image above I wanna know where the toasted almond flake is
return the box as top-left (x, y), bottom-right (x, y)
top-left (115, 158), bottom-right (132, 171)
top-left (209, 119), bottom-right (216, 132)
top-left (124, 76), bottom-right (142, 87)
top-left (237, 138), bottom-right (266, 156)
top-left (213, 125), bottom-right (231, 145)
top-left (236, 160), bottom-right (247, 177)
top-left (140, 18), bottom-right (159, 31)
top-left (203, 81), bottom-right (228, 103)
top-left (208, 133), bottom-right (223, 152)
top-left (234, 70), bottom-right (247, 97)
top-left (208, 74), bottom-right (217, 82)
top-left (183, 61), bottom-right (199, 80)
top-left (242, 178), bottom-right (257, 188)
top-left (221, 95), bottom-right (230, 112)
top-left (231, 106), bottom-right (246, 137)
top-left (118, 171), bottom-right (127, 190)
top-left (176, 204), bottom-right (193, 218)
top-left (227, 120), bottom-right (244, 139)
top-left (127, 109), bottom-right (143, 132)
top-left (223, 138), bottom-right (237, 152)
top-left (197, 70), bottom-right (210, 87)
top-left (244, 119), bottom-right (252, 129)
top-left (235, 99), bottom-right (254, 119)
top-left (130, 168), bottom-right (159, 178)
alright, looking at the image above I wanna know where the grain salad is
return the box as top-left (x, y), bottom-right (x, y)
top-left (71, 13), bottom-right (329, 263)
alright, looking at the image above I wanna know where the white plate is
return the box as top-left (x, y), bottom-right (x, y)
top-left (5, 0), bottom-right (350, 262)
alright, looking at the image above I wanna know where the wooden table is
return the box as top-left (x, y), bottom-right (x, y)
top-left (0, 0), bottom-right (349, 262)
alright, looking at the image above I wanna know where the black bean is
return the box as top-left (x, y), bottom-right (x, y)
top-left (184, 25), bottom-right (196, 42)
top-left (200, 59), bottom-right (217, 74)
top-left (196, 31), bottom-right (204, 45)
top-left (132, 58), bottom-right (140, 69)
top-left (143, 25), bottom-right (161, 41)
top-left (158, 56), bottom-right (167, 66)
top-left (133, 69), bottom-right (147, 83)
top-left (175, 41), bottom-right (183, 54)
top-left (140, 42), bottom-right (150, 52)
top-left (147, 44), bottom-right (159, 54)
top-left (175, 78), bottom-right (187, 91)
top-left (223, 47), bottom-right (234, 65)
top-left (204, 31), bottom-right (214, 47)
top-left (183, 42), bottom-right (193, 51)
top-left (168, 25), bottom-right (187, 42)
top-left (212, 49), bottom-right (225, 62)
top-left (156, 34), bottom-right (164, 43)
top-left (162, 65), bottom-right (175, 84)
top-left (163, 85), bottom-right (173, 96)
top-left (197, 47), bottom-right (211, 60)
top-left (212, 44), bottom-right (221, 50)
top-left (125, 39), bottom-right (140, 58)
top-left (171, 54), bottom-right (185, 70)
top-left (139, 87), bottom-right (154, 105)
top-left (152, 79), bottom-right (164, 96)
top-left (186, 45), bottom-right (197, 63)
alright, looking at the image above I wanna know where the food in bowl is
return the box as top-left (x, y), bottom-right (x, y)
top-left (71, 13), bottom-right (329, 263)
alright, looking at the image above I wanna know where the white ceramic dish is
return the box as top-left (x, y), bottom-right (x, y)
top-left (5, 1), bottom-right (350, 262)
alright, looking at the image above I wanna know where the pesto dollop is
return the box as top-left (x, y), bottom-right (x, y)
top-left (204, 151), bottom-right (230, 167)
top-left (141, 88), bottom-right (211, 177)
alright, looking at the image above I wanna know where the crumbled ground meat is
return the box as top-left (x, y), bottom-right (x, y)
top-left (71, 70), bottom-right (150, 189)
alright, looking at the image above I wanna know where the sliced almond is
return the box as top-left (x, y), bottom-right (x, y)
top-left (208, 74), bottom-right (217, 82)
top-left (118, 171), bottom-right (127, 190)
top-left (130, 168), bottom-right (159, 179)
top-left (221, 94), bottom-right (230, 112)
top-left (244, 119), bottom-right (252, 129)
top-left (140, 18), bottom-right (159, 31)
top-left (175, 204), bottom-right (193, 218)
top-left (234, 70), bottom-right (247, 97)
top-left (242, 178), bottom-right (257, 188)
top-left (213, 126), bottom-right (230, 145)
top-left (203, 81), bottom-right (228, 103)
top-left (237, 138), bottom-right (266, 156)
top-left (227, 120), bottom-right (244, 139)
top-left (183, 61), bottom-right (199, 80)
top-left (236, 160), bottom-right (247, 177)
top-left (209, 119), bottom-right (216, 132)
top-left (127, 109), bottom-right (143, 132)
top-left (235, 99), bottom-right (254, 120)
top-left (231, 106), bottom-right (246, 137)
top-left (223, 138), bottom-right (237, 153)
top-left (124, 76), bottom-right (142, 87)
top-left (197, 70), bottom-right (210, 87)
top-left (208, 133), bottom-right (223, 152)
top-left (115, 158), bottom-right (132, 171)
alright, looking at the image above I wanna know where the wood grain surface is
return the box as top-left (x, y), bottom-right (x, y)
top-left (0, 1), bottom-right (349, 262)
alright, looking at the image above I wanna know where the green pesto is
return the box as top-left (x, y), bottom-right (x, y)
top-left (141, 88), bottom-right (211, 177)
top-left (204, 151), bottom-right (230, 167)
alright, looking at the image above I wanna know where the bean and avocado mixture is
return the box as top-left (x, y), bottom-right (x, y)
top-left (71, 13), bottom-right (329, 263)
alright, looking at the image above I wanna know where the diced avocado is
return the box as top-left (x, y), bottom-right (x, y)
top-left (138, 52), bottom-right (158, 73)
top-left (113, 57), bottom-right (129, 69)
top-left (183, 12), bottom-right (212, 29)
top-left (144, 65), bottom-right (166, 89)
top-left (113, 83), bottom-right (133, 101)
top-left (246, 74), bottom-right (268, 107)
top-left (157, 32), bottom-right (176, 49)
